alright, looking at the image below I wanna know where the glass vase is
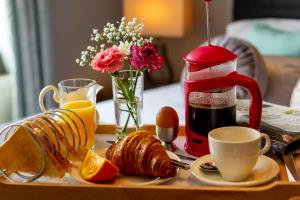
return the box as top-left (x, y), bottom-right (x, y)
top-left (112, 70), bottom-right (143, 139)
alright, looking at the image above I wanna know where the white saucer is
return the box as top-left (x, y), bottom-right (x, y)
top-left (71, 149), bottom-right (179, 186)
top-left (191, 154), bottom-right (280, 187)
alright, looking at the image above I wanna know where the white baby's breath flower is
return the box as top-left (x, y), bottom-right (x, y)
top-left (118, 41), bottom-right (132, 55)
top-left (95, 33), bottom-right (101, 41)
top-left (77, 17), bottom-right (152, 68)
top-left (92, 29), bottom-right (98, 34)
top-left (107, 33), bottom-right (113, 38)
top-left (81, 54), bottom-right (86, 59)
top-left (81, 51), bottom-right (88, 55)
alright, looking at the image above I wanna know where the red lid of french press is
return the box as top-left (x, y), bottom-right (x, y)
top-left (183, 45), bottom-right (237, 70)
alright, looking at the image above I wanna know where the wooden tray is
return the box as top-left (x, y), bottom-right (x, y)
top-left (1, 124), bottom-right (300, 200)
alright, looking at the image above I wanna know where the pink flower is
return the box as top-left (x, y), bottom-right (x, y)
top-left (91, 47), bottom-right (124, 73)
top-left (129, 43), bottom-right (164, 72)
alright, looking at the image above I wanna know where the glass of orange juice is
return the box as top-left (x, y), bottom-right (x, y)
top-left (39, 79), bottom-right (103, 150)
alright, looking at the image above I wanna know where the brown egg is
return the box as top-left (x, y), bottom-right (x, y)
top-left (156, 106), bottom-right (179, 128)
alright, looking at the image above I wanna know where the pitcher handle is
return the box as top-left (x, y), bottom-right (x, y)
top-left (39, 85), bottom-right (60, 112)
top-left (95, 84), bottom-right (103, 125)
top-left (96, 84), bottom-right (103, 94)
top-left (228, 72), bottom-right (262, 129)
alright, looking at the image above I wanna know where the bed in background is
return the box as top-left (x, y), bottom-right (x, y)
top-left (98, 0), bottom-right (300, 123)
top-left (229, 0), bottom-right (300, 106)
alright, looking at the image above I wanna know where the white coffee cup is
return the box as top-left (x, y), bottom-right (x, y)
top-left (208, 126), bottom-right (271, 182)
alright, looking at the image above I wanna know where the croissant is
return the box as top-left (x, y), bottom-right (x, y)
top-left (106, 130), bottom-right (176, 178)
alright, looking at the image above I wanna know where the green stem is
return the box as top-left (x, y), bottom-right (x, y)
top-left (133, 70), bottom-right (140, 93)
top-left (113, 73), bottom-right (140, 131)
top-left (129, 70), bottom-right (141, 121)
top-left (120, 109), bottom-right (131, 113)
top-left (121, 114), bottom-right (131, 135)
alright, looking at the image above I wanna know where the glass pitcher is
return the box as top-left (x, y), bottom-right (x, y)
top-left (187, 60), bottom-right (237, 136)
top-left (39, 79), bottom-right (103, 149)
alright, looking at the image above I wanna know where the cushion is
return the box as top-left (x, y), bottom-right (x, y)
top-left (263, 56), bottom-right (300, 106)
top-left (291, 78), bottom-right (300, 108)
top-left (211, 37), bottom-right (268, 99)
top-left (244, 22), bottom-right (300, 56)
top-left (227, 18), bottom-right (300, 38)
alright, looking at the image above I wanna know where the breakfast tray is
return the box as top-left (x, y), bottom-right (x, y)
top-left (1, 124), bottom-right (300, 200)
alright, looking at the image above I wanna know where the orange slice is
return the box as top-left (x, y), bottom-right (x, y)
top-left (81, 150), bottom-right (119, 182)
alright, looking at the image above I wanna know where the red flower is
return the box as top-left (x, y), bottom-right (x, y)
top-left (129, 43), bottom-right (164, 72)
top-left (91, 47), bottom-right (124, 73)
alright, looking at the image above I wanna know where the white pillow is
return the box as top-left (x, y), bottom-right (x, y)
top-left (291, 78), bottom-right (300, 108)
top-left (226, 18), bottom-right (300, 39)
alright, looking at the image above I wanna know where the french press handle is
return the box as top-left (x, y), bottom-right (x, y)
top-left (227, 72), bottom-right (262, 128)
top-left (184, 72), bottom-right (262, 129)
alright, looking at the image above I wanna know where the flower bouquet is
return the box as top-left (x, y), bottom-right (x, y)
top-left (76, 17), bottom-right (164, 139)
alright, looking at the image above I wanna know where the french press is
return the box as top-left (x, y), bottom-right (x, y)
top-left (184, 0), bottom-right (262, 156)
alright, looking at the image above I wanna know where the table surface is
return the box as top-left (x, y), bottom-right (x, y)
top-left (97, 83), bottom-right (184, 124)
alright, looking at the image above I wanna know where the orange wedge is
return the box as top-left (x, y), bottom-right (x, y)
top-left (81, 150), bottom-right (119, 182)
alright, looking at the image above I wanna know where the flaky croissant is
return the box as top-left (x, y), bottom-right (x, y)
top-left (106, 130), bottom-right (176, 178)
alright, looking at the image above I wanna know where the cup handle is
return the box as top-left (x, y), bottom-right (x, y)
top-left (39, 85), bottom-right (60, 112)
top-left (259, 133), bottom-right (271, 155)
top-left (95, 84), bottom-right (103, 127)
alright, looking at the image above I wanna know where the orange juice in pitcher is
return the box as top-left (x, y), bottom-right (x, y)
top-left (63, 100), bottom-right (96, 149)
top-left (39, 79), bottom-right (103, 150)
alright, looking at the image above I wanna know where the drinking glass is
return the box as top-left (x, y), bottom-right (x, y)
top-left (112, 70), bottom-right (143, 139)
